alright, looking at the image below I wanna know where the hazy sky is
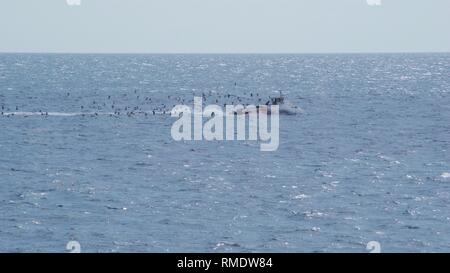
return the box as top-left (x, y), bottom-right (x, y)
top-left (1, 0), bottom-right (449, 53)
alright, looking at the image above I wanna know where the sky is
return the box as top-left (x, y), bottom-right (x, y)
top-left (0, 0), bottom-right (449, 53)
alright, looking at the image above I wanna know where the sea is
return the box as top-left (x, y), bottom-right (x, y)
top-left (0, 53), bottom-right (449, 252)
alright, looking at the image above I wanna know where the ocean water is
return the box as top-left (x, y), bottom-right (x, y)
top-left (0, 53), bottom-right (449, 253)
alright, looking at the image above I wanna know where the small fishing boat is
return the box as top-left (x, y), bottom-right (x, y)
top-left (234, 93), bottom-right (302, 116)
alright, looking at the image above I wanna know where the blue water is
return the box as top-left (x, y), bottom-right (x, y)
top-left (0, 53), bottom-right (449, 253)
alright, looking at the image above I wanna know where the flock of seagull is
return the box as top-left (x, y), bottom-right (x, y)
top-left (0, 88), bottom-right (280, 118)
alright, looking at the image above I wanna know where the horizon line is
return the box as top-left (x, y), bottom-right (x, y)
top-left (1, 51), bottom-right (450, 55)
